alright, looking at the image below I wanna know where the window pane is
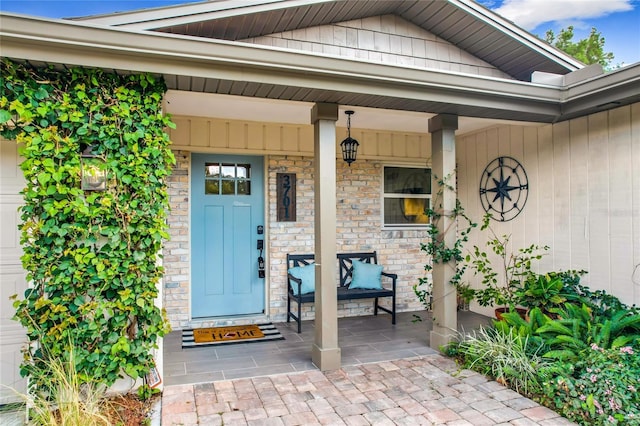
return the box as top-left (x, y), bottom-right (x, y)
top-left (205, 179), bottom-right (219, 194)
top-left (205, 163), bottom-right (220, 177)
top-left (221, 179), bottom-right (235, 195)
top-left (384, 167), bottom-right (431, 194)
top-left (221, 164), bottom-right (235, 178)
top-left (237, 164), bottom-right (250, 179)
top-left (384, 197), bottom-right (430, 225)
top-left (237, 179), bottom-right (251, 195)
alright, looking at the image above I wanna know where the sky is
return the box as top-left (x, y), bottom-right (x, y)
top-left (1, 0), bottom-right (639, 66)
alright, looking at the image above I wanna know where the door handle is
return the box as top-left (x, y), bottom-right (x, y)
top-left (257, 239), bottom-right (265, 278)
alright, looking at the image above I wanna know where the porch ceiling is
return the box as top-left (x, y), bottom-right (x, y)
top-left (76, 0), bottom-right (582, 82)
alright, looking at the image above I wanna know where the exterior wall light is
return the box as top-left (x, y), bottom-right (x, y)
top-left (341, 110), bottom-right (359, 166)
top-left (80, 144), bottom-right (107, 191)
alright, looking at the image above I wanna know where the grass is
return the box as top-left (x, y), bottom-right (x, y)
top-left (25, 351), bottom-right (111, 426)
top-left (457, 325), bottom-right (550, 395)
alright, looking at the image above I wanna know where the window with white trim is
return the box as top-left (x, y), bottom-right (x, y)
top-left (383, 166), bottom-right (431, 228)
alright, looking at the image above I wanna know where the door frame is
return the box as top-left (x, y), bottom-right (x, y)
top-left (188, 152), bottom-right (270, 322)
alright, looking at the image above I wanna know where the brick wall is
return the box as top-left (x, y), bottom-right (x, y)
top-left (268, 156), bottom-right (429, 323)
top-left (164, 150), bottom-right (191, 328)
top-left (164, 152), bottom-right (430, 329)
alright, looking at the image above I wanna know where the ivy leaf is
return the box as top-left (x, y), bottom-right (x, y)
top-left (0, 109), bottom-right (12, 123)
top-left (34, 87), bottom-right (49, 100)
top-left (37, 173), bottom-right (51, 185)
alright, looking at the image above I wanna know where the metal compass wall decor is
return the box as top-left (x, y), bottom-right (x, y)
top-left (479, 156), bottom-right (529, 222)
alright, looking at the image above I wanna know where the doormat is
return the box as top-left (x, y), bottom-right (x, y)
top-left (182, 323), bottom-right (284, 348)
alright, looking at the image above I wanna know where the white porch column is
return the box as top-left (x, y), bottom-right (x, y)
top-left (310, 102), bottom-right (341, 370)
top-left (428, 114), bottom-right (459, 350)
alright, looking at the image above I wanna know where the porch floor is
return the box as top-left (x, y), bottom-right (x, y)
top-left (163, 310), bottom-right (492, 386)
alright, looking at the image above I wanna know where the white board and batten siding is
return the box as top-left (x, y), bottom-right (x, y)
top-left (168, 115), bottom-right (431, 162)
top-left (0, 137), bottom-right (27, 403)
top-left (457, 103), bottom-right (640, 313)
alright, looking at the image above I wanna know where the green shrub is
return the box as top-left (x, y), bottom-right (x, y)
top-left (541, 345), bottom-right (640, 425)
top-left (538, 304), bottom-right (640, 361)
top-left (558, 274), bottom-right (637, 319)
top-left (496, 303), bottom-right (640, 362)
top-left (459, 287), bottom-right (640, 426)
top-left (516, 274), bottom-right (567, 314)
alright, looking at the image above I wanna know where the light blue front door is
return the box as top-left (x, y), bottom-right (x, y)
top-left (191, 154), bottom-right (265, 318)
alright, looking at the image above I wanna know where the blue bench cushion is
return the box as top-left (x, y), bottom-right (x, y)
top-left (288, 264), bottom-right (315, 295)
top-left (349, 259), bottom-right (383, 289)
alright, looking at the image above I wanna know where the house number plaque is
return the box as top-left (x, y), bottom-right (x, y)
top-left (276, 173), bottom-right (296, 222)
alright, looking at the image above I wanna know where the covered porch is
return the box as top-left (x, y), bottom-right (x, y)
top-left (1, 0), bottom-right (639, 403)
top-left (163, 310), bottom-right (492, 386)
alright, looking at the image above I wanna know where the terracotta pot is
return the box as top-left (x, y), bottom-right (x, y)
top-left (494, 307), bottom-right (528, 321)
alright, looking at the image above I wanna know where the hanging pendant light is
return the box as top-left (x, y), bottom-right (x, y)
top-left (340, 110), bottom-right (359, 166)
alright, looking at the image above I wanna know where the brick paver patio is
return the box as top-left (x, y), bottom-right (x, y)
top-left (161, 354), bottom-right (575, 425)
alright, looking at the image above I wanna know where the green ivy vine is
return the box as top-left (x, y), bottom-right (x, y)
top-left (0, 59), bottom-right (175, 389)
top-left (414, 172), bottom-right (477, 311)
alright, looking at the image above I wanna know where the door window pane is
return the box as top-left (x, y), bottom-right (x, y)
top-left (205, 164), bottom-right (220, 177)
top-left (237, 164), bottom-right (250, 179)
top-left (221, 164), bottom-right (235, 178)
top-left (237, 180), bottom-right (251, 195)
top-left (205, 180), bottom-right (219, 195)
top-left (221, 179), bottom-right (236, 195)
top-left (205, 162), bottom-right (252, 195)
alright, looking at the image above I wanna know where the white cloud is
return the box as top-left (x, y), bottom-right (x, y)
top-left (494, 0), bottom-right (634, 30)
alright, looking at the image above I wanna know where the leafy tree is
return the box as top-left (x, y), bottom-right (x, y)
top-left (544, 26), bottom-right (615, 68)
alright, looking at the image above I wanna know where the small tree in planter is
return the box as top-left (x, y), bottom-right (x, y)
top-left (466, 214), bottom-right (548, 318)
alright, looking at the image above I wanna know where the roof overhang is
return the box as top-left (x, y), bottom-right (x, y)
top-left (75, 0), bottom-right (582, 82)
top-left (560, 64), bottom-right (640, 120)
top-left (1, 13), bottom-right (638, 124)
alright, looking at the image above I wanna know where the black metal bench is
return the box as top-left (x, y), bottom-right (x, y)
top-left (286, 251), bottom-right (397, 333)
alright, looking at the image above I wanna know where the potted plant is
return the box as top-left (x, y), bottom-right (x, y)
top-left (466, 215), bottom-right (548, 319)
top-left (456, 283), bottom-right (475, 311)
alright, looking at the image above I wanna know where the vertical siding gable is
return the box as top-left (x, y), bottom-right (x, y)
top-left (241, 15), bottom-right (512, 79)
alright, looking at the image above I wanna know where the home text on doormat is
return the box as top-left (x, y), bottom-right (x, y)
top-left (182, 322), bottom-right (284, 348)
top-left (194, 325), bottom-right (264, 343)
